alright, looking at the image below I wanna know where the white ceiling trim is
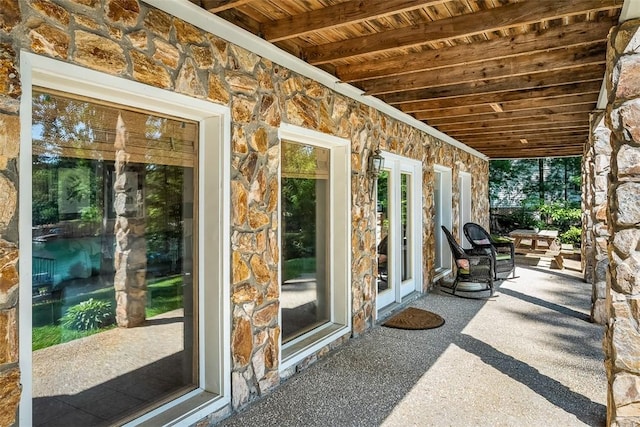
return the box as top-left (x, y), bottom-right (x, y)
top-left (145, 0), bottom-right (488, 160)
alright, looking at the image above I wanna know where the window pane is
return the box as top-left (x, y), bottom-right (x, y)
top-left (281, 141), bottom-right (330, 342)
top-left (377, 170), bottom-right (390, 293)
top-left (31, 90), bottom-right (198, 424)
top-left (434, 172), bottom-right (442, 269)
top-left (401, 173), bottom-right (412, 281)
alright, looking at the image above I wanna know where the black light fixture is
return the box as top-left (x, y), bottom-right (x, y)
top-left (368, 148), bottom-right (384, 178)
top-left (368, 148), bottom-right (384, 202)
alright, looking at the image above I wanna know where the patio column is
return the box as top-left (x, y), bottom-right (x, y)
top-left (582, 124), bottom-right (594, 284)
top-left (587, 113), bottom-right (611, 325)
top-left (604, 18), bottom-right (640, 426)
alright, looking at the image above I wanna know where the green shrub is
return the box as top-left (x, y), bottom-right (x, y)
top-left (561, 226), bottom-right (582, 247)
top-left (61, 298), bottom-right (114, 331)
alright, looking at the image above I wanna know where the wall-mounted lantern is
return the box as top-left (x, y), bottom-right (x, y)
top-left (368, 149), bottom-right (384, 178)
top-left (368, 149), bottom-right (384, 201)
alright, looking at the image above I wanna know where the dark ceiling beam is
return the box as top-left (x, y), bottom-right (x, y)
top-left (380, 65), bottom-right (605, 105)
top-left (425, 106), bottom-right (594, 126)
top-left (457, 130), bottom-right (588, 144)
top-left (336, 19), bottom-right (613, 82)
top-left (417, 95), bottom-right (597, 120)
top-left (202, 0), bottom-right (254, 13)
top-left (397, 81), bottom-right (602, 112)
top-left (436, 114), bottom-right (590, 134)
top-left (362, 44), bottom-right (605, 95)
top-left (468, 138), bottom-right (586, 148)
top-left (448, 126), bottom-right (589, 139)
top-left (304, 0), bottom-right (621, 65)
top-left (262, 0), bottom-right (448, 42)
top-left (481, 146), bottom-right (586, 159)
top-left (448, 122), bottom-right (589, 136)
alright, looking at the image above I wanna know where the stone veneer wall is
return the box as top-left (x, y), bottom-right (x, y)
top-left (586, 112), bottom-right (611, 325)
top-left (0, 0), bottom-right (489, 424)
top-left (603, 18), bottom-right (640, 426)
top-left (582, 127), bottom-right (595, 285)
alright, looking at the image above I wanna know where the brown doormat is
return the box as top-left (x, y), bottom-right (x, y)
top-left (382, 307), bottom-right (445, 330)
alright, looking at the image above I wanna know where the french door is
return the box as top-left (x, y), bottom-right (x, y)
top-left (376, 152), bottom-right (422, 312)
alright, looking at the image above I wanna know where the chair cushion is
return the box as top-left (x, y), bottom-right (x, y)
top-left (456, 259), bottom-right (470, 270)
top-left (474, 238), bottom-right (491, 245)
top-left (496, 254), bottom-right (512, 261)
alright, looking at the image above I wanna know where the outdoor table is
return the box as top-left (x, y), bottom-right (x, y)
top-left (508, 229), bottom-right (563, 268)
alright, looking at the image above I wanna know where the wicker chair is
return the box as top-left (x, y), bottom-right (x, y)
top-left (441, 226), bottom-right (495, 297)
top-left (463, 222), bottom-right (516, 280)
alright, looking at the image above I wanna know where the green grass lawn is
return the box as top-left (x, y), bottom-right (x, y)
top-left (283, 257), bottom-right (316, 281)
top-left (32, 276), bottom-right (184, 351)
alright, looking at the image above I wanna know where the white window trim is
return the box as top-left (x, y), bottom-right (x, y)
top-left (459, 171), bottom-right (472, 249)
top-left (433, 165), bottom-right (453, 280)
top-left (277, 123), bottom-right (351, 371)
top-left (18, 52), bottom-right (231, 427)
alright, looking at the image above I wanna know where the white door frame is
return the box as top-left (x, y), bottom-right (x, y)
top-left (459, 172), bottom-right (472, 249)
top-left (377, 152), bottom-right (422, 312)
top-left (434, 165), bottom-right (453, 279)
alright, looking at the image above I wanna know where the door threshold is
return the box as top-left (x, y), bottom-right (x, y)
top-left (376, 291), bottom-right (422, 322)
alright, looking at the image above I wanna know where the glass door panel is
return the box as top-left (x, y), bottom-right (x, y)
top-left (399, 171), bottom-right (415, 299)
top-left (376, 170), bottom-right (394, 308)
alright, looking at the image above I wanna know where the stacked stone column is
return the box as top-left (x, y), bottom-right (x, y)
top-left (588, 114), bottom-right (611, 325)
top-left (113, 113), bottom-right (147, 327)
top-left (582, 128), bottom-right (595, 285)
top-left (604, 19), bottom-right (640, 426)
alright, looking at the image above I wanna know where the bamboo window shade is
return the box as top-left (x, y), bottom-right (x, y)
top-left (281, 140), bottom-right (329, 180)
top-left (32, 89), bottom-right (198, 168)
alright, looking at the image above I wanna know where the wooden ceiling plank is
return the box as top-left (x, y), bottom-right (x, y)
top-left (463, 132), bottom-right (587, 143)
top-left (304, 0), bottom-right (620, 65)
top-left (424, 105), bottom-right (595, 125)
top-left (380, 65), bottom-right (605, 104)
top-left (337, 19), bottom-right (613, 82)
top-left (398, 81), bottom-right (602, 112)
top-left (416, 94), bottom-right (597, 119)
top-left (436, 114), bottom-right (590, 133)
top-left (469, 140), bottom-right (586, 148)
top-left (483, 146), bottom-right (585, 158)
top-left (262, 0), bottom-right (448, 42)
top-left (447, 125), bottom-right (589, 138)
top-left (203, 0), bottom-right (254, 13)
top-left (459, 131), bottom-right (587, 143)
top-left (362, 44), bottom-right (606, 95)
top-left (448, 122), bottom-right (590, 134)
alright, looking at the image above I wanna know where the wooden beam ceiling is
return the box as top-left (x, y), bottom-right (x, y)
top-left (304, 0), bottom-right (619, 65)
top-left (201, 0), bottom-right (623, 159)
top-left (336, 19), bottom-right (613, 82)
top-left (261, 0), bottom-right (449, 42)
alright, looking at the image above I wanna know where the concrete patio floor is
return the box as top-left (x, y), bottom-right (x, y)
top-left (220, 257), bottom-right (606, 426)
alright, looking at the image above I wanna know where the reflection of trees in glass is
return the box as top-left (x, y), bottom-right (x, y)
top-left (33, 158), bottom-right (103, 224)
top-left (32, 92), bottom-right (105, 162)
top-left (145, 164), bottom-right (185, 265)
top-left (282, 177), bottom-right (316, 260)
top-left (32, 89), bottom-right (193, 278)
top-left (281, 141), bottom-right (327, 262)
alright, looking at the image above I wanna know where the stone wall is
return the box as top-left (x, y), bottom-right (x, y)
top-left (582, 118), bottom-right (595, 284)
top-left (603, 18), bottom-right (640, 426)
top-left (0, 0), bottom-right (489, 423)
top-left (585, 112), bottom-right (611, 325)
